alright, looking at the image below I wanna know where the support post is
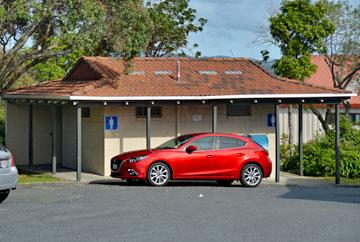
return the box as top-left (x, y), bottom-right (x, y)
top-left (212, 105), bottom-right (218, 133)
top-left (146, 106), bottom-right (151, 150)
top-left (76, 106), bottom-right (82, 182)
top-left (28, 104), bottom-right (33, 170)
top-left (298, 104), bottom-right (303, 176)
top-left (275, 104), bottom-right (280, 183)
top-left (175, 105), bottom-right (180, 137)
top-left (335, 103), bottom-right (340, 185)
top-left (51, 106), bottom-right (57, 174)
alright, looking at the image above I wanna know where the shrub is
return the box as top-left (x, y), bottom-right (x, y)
top-left (281, 116), bottom-right (360, 178)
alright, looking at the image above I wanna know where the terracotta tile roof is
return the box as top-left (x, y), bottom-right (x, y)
top-left (5, 57), bottom-right (351, 101)
top-left (305, 55), bottom-right (360, 107)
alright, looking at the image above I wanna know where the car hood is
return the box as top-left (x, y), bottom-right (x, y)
top-left (112, 149), bottom-right (156, 161)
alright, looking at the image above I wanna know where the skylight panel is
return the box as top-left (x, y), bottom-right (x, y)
top-left (198, 70), bottom-right (218, 75)
top-left (155, 70), bottom-right (173, 75)
top-left (128, 70), bottom-right (145, 75)
top-left (224, 70), bottom-right (243, 75)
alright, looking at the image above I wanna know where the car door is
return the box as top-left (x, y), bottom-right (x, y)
top-left (211, 136), bottom-right (247, 178)
top-left (177, 136), bottom-right (218, 179)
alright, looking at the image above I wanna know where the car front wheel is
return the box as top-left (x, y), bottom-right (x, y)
top-left (240, 164), bottom-right (263, 187)
top-left (0, 189), bottom-right (10, 203)
top-left (147, 162), bottom-right (171, 186)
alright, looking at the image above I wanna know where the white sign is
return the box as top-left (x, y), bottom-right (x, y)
top-left (192, 114), bottom-right (202, 122)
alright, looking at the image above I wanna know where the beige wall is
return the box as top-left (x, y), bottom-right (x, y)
top-left (5, 103), bottom-right (29, 165)
top-left (33, 106), bottom-right (52, 165)
top-left (6, 103), bottom-right (54, 166)
top-left (61, 106), bottom-right (77, 169)
top-left (82, 106), bottom-right (104, 175)
top-left (103, 104), bottom-right (276, 178)
top-left (6, 102), bottom-right (276, 179)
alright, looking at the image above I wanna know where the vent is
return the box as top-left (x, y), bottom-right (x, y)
top-left (155, 70), bottom-right (173, 75)
top-left (198, 70), bottom-right (218, 75)
top-left (128, 70), bottom-right (145, 75)
top-left (224, 70), bottom-right (243, 75)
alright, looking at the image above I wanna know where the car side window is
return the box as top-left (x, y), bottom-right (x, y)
top-left (189, 137), bottom-right (217, 151)
top-left (216, 137), bottom-right (246, 149)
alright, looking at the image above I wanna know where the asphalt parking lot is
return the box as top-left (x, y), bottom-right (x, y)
top-left (0, 181), bottom-right (359, 242)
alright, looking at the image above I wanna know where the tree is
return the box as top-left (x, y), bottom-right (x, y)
top-left (269, 0), bottom-right (335, 81)
top-left (266, 0), bottom-right (360, 133)
top-left (94, 0), bottom-right (152, 58)
top-left (0, 0), bottom-right (106, 91)
top-left (305, 1), bottom-right (360, 132)
top-left (144, 0), bottom-right (207, 57)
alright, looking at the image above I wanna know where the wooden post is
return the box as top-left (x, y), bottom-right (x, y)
top-left (275, 104), bottom-right (280, 183)
top-left (212, 105), bottom-right (218, 133)
top-left (298, 104), bottom-right (303, 176)
top-left (28, 104), bottom-right (33, 170)
top-left (146, 106), bottom-right (151, 150)
top-left (335, 103), bottom-right (340, 185)
top-left (51, 106), bottom-right (57, 174)
top-left (76, 106), bottom-right (82, 182)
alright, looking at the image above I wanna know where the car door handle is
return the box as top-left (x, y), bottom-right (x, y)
top-left (207, 155), bottom-right (214, 158)
top-left (237, 153), bottom-right (245, 156)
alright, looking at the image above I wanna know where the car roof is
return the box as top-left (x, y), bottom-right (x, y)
top-left (187, 132), bottom-right (251, 140)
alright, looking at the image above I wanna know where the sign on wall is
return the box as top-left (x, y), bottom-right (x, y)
top-left (105, 116), bottom-right (118, 130)
top-left (267, 113), bottom-right (276, 127)
top-left (192, 114), bottom-right (202, 122)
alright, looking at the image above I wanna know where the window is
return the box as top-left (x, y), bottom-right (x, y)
top-left (136, 106), bottom-right (162, 118)
top-left (81, 107), bottom-right (90, 118)
top-left (227, 104), bottom-right (251, 117)
top-left (189, 137), bottom-right (217, 151)
top-left (350, 113), bottom-right (360, 125)
top-left (216, 136), bottom-right (246, 149)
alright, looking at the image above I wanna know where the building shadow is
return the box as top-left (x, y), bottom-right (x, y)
top-left (278, 183), bottom-right (360, 204)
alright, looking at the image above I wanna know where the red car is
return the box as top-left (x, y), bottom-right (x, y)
top-left (111, 133), bottom-right (272, 187)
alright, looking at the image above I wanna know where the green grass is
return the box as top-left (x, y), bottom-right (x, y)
top-left (18, 170), bottom-right (63, 184)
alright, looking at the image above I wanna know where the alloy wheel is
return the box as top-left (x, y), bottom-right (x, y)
top-left (241, 164), bottom-right (262, 187)
top-left (148, 163), bottom-right (170, 186)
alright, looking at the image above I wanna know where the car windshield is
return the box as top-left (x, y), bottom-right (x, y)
top-left (156, 135), bottom-right (195, 149)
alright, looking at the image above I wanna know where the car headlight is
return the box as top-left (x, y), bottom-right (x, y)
top-left (128, 156), bottom-right (148, 163)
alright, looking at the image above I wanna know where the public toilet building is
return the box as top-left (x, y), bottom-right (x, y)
top-left (3, 57), bottom-right (354, 182)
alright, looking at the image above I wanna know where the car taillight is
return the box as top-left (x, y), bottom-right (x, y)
top-left (11, 155), bottom-right (15, 167)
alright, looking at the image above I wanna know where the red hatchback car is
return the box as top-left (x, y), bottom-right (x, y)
top-left (111, 133), bottom-right (272, 187)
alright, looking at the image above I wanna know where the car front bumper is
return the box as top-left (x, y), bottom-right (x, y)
top-left (0, 166), bottom-right (18, 190)
top-left (111, 161), bottom-right (147, 180)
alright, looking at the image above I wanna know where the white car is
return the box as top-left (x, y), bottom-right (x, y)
top-left (0, 145), bottom-right (17, 203)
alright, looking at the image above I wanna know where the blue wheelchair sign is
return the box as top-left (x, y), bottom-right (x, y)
top-left (105, 116), bottom-right (118, 130)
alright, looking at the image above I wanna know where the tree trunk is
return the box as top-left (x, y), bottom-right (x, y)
top-left (288, 104), bottom-right (293, 144)
top-left (311, 106), bottom-right (331, 134)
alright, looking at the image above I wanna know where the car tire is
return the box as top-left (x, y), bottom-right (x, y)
top-left (147, 162), bottom-right (171, 186)
top-left (0, 189), bottom-right (10, 203)
top-left (240, 163), bottom-right (263, 187)
top-left (216, 180), bottom-right (234, 186)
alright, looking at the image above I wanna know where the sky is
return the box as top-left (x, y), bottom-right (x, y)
top-left (186, 0), bottom-right (360, 60)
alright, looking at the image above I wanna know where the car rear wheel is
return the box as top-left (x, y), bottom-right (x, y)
top-left (240, 164), bottom-right (263, 187)
top-left (147, 162), bottom-right (171, 186)
top-left (216, 180), bottom-right (234, 186)
top-left (0, 189), bottom-right (10, 203)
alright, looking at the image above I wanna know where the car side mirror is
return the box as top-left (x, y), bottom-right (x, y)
top-left (186, 145), bottom-right (198, 154)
